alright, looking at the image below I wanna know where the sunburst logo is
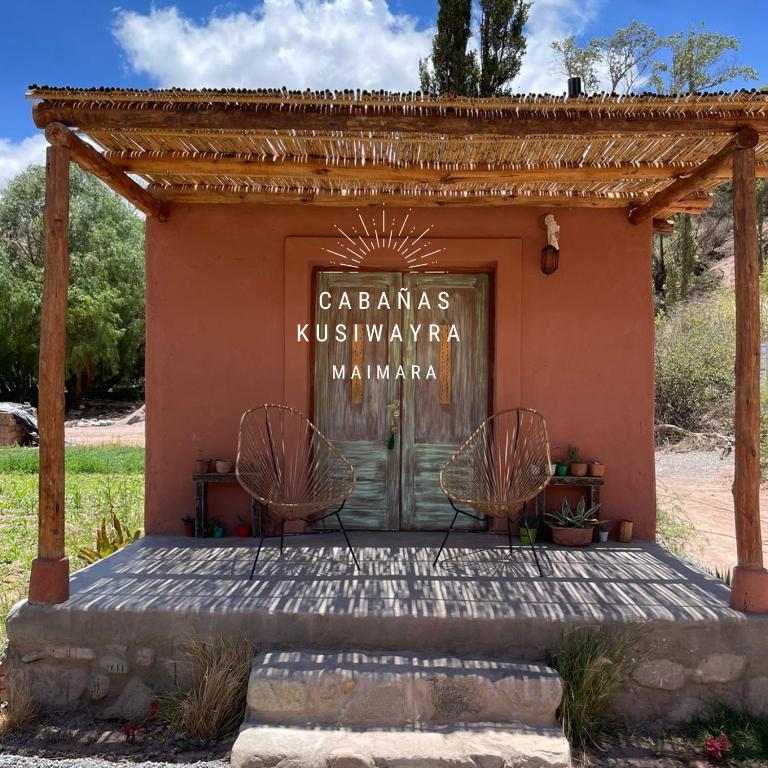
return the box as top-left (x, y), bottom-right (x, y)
top-left (323, 207), bottom-right (445, 271)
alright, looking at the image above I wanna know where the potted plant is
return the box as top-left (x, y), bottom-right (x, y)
top-left (589, 459), bottom-right (605, 478)
top-left (194, 450), bottom-right (209, 474)
top-left (236, 515), bottom-right (250, 538)
top-left (597, 520), bottom-right (610, 543)
top-left (567, 444), bottom-right (588, 477)
top-left (546, 497), bottom-right (600, 546)
top-left (206, 518), bottom-right (224, 538)
top-left (180, 515), bottom-right (195, 537)
top-left (518, 509), bottom-right (540, 545)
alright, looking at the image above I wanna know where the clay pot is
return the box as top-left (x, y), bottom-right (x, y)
top-left (195, 459), bottom-right (209, 474)
top-left (183, 523), bottom-right (195, 537)
top-left (569, 462), bottom-right (588, 477)
top-left (550, 526), bottom-right (593, 547)
top-left (215, 459), bottom-right (234, 474)
top-left (236, 524), bottom-right (250, 538)
top-left (589, 462), bottom-right (605, 478)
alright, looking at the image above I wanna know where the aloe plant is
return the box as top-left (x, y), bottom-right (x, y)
top-left (78, 510), bottom-right (142, 564)
top-left (546, 497), bottom-right (600, 529)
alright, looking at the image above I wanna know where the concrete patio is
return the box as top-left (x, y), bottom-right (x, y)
top-left (6, 533), bottom-right (768, 723)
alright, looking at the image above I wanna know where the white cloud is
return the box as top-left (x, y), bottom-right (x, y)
top-left (113, 2), bottom-right (433, 91)
top-left (515, 0), bottom-right (601, 93)
top-left (0, 134), bottom-right (47, 190)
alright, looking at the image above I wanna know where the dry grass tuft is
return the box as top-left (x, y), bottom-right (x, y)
top-left (547, 626), bottom-right (641, 751)
top-left (0, 680), bottom-right (39, 737)
top-left (161, 634), bottom-right (254, 741)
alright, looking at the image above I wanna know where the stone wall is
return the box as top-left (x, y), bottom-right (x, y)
top-left (5, 602), bottom-right (768, 728)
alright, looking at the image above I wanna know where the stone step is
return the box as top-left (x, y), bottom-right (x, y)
top-left (231, 723), bottom-right (571, 768)
top-left (247, 650), bottom-right (563, 728)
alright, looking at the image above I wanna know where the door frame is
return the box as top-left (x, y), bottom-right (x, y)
top-left (283, 237), bottom-right (523, 480)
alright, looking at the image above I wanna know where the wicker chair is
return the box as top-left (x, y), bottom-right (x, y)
top-left (236, 405), bottom-right (359, 577)
top-left (434, 408), bottom-right (552, 575)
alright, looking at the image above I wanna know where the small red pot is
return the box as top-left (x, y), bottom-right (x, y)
top-left (550, 526), bottom-right (593, 547)
top-left (236, 524), bottom-right (250, 538)
top-left (183, 524), bottom-right (195, 537)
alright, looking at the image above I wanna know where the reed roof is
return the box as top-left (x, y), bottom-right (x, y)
top-left (27, 86), bottom-right (768, 212)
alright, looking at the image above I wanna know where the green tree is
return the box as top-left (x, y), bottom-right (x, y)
top-left (651, 23), bottom-right (758, 93)
top-left (419, 0), bottom-right (478, 96)
top-left (549, 35), bottom-right (601, 93)
top-left (601, 22), bottom-right (665, 94)
top-left (0, 165), bottom-right (145, 401)
top-left (477, 0), bottom-right (530, 96)
top-left (420, 0), bottom-right (529, 96)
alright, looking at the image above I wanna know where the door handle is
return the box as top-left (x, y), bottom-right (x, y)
top-left (386, 400), bottom-right (400, 448)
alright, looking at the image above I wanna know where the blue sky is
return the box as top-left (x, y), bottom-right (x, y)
top-left (1, 0), bottom-right (766, 185)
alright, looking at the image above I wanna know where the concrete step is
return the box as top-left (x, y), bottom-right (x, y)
top-left (232, 723), bottom-right (571, 768)
top-left (247, 650), bottom-right (563, 728)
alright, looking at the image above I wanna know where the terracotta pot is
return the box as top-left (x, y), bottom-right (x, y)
top-left (194, 459), bottom-right (209, 474)
top-left (569, 462), bottom-right (588, 477)
top-left (236, 524), bottom-right (250, 538)
top-left (215, 459), bottom-right (234, 474)
top-left (550, 526), bottom-right (593, 547)
top-left (589, 462), bottom-right (605, 478)
top-left (183, 524), bottom-right (195, 537)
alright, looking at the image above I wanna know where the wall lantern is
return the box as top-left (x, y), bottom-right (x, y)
top-left (541, 213), bottom-right (561, 276)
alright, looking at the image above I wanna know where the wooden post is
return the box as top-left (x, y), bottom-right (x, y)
top-left (730, 136), bottom-right (768, 613)
top-left (28, 141), bottom-right (70, 604)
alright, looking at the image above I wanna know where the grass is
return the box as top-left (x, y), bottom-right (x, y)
top-left (547, 627), bottom-right (640, 751)
top-left (656, 497), bottom-right (698, 557)
top-left (0, 445), bottom-right (144, 651)
top-left (159, 635), bottom-right (254, 741)
top-left (0, 679), bottom-right (38, 737)
top-left (677, 702), bottom-right (768, 765)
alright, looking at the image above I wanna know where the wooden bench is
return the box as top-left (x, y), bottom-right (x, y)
top-left (192, 472), bottom-right (262, 538)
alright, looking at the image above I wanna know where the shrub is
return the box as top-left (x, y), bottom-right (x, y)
top-left (160, 635), bottom-right (254, 741)
top-left (77, 510), bottom-right (141, 564)
top-left (679, 702), bottom-right (768, 763)
top-left (0, 680), bottom-right (38, 737)
top-left (547, 627), bottom-right (639, 750)
top-left (655, 292), bottom-right (736, 433)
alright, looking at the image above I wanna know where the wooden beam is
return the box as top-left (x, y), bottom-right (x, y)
top-left (151, 187), bottom-right (712, 212)
top-left (108, 153), bottom-right (768, 184)
top-left (652, 218), bottom-right (675, 234)
top-left (28, 144), bottom-right (70, 604)
top-left (730, 136), bottom-right (768, 612)
top-left (44, 123), bottom-right (169, 221)
top-left (629, 128), bottom-right (760, 225)
top-left (32, 101), bottom-right (768, 137)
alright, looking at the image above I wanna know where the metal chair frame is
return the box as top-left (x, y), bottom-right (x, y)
top-left (236, 405), bottom-right (360, 578)
top-left (434, 407), bottom-right (551, 576)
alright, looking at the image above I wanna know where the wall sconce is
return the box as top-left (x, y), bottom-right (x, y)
top-left (541, 213), bottom-right (560, 276)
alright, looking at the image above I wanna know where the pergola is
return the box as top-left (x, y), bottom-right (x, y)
top-left (25, 86), bottom-right (768, 611)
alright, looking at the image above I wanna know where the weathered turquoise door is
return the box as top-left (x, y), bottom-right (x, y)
top-left (314, 271), bottom-right (489, 530)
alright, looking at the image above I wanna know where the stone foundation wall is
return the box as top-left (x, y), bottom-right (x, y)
top-left (4, 601), bottom-right (768, 728)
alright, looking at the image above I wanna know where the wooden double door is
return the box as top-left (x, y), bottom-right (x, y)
top-left (314, 271), bottom-right (490, 530)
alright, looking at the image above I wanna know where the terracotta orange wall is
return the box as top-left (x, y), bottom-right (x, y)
top-left (145, 204), bottom-right (656, 538)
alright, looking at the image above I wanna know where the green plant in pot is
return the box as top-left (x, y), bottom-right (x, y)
top-left (546, 497), bottom-right (600, 546)
top-left (518, 510), bottom-right (541, 545)
top-left (567, 444), bottom-right (588, 477)
top-left (181, 515), bottom-right (195, 537)
top-left (552, 448), bottom-right (568, 476)
top-left (206, 518), bottom-right (225, 538)
top-left (236, 515), bottom-right (250, 538)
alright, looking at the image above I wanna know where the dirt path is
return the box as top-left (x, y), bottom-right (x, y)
top-left (656, 449), bottom-right (768, 573)
top-left (65, 422), bottom-right (144, 445)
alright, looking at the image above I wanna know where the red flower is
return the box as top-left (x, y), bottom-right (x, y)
top-left (149, 699), bottom-right (159, 719)
top-left (122, 722), bottom-right (138, 743)
top-left (705, 734), bottom-right (730, 760)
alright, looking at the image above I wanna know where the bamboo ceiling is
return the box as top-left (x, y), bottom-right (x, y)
top-left (27, 86), bottom-right (768, 212)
